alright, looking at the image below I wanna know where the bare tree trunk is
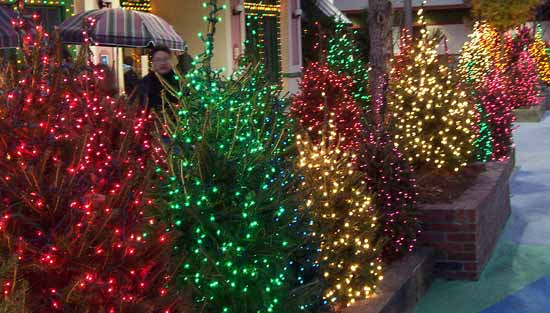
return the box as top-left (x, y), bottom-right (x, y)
top-left (368, 0), bottom-right (393, 121)
top-left (404, 0), bottom-right (413, 33)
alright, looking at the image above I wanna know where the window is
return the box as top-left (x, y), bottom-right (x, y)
top-left (0, 4), bottom-right (65, 34)
top-left (244, 1), bottom-right (281, 83)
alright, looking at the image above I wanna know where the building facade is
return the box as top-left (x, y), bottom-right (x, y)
top-left (151, 0), bottom-right (303, 94)
top-left (334, 0), bottom-right (550, 55)
top-left (334, 0), bottom-right (472, 55)
top-left (0, 0), bottom-right (74, 32)
top-left (0, 0), bottom-right (303, 93)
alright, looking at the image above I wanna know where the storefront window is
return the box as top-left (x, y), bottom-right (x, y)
top-left (244, 1), bottom-right (281, 83)
top-left (0, 4), bottom-right (64, 33)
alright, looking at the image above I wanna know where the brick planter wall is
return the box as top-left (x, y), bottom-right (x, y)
top-left (342, 248), bottom-right (434, 313)
top-left (418, 158), bottom-right (514, 280)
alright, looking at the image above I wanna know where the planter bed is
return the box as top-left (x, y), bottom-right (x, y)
top-left (418, 157), bottom-right (514, 280)
top-left (513, 96), bottom-right (547, 123)
top-left (340, 155), bottom-right (514, 312)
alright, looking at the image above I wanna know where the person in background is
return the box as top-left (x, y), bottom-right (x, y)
top-left (123, 56), bottom-right (140, 96)
top-left (61, 48), bottom-right (74, 73)
top-left (140, 45), bottom-right (179, 112)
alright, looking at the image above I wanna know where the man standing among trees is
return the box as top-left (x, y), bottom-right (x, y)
top-left (140, 46), bottom-right (179, 112)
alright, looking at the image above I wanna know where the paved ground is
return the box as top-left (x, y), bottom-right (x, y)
top-left (412, 114), bottom-right (550, 313)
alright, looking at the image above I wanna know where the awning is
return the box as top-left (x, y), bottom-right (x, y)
top-left (316, 0), bottom-right (353, 24)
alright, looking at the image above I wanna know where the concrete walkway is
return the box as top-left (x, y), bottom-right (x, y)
top-left (412, 114), bottom-right (550, 313)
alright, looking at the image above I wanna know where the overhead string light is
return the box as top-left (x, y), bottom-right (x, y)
top-left (244, 0), bottom-right (282, 83)
top-left (120, 0), bottom-right (151, 12)
top-left (0, 0), bottom-right (75, 17)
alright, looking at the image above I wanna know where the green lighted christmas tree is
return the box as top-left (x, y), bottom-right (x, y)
top-left (156, 2), bottom-right (317, 312)
top-left (327, 23), bottom-right (371, 106)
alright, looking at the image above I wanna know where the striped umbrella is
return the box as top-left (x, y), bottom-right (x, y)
top-left (58, 8), bottom-right (186, 51)
top-left (0, 6), bottom-right (19, 49)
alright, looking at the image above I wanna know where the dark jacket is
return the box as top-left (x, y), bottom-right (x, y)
top-left (124, 68), bottom-right (140, 96)
top-left (139, 70), bottom-right (179, 112)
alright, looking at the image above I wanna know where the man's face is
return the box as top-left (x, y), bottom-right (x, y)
top-left (152, 51), bottom-right (173, 75)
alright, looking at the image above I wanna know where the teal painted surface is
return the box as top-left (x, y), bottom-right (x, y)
top-left (413, 113), bottom-right (550, 313)
top-left (481, 276), bottom-right (550, 313)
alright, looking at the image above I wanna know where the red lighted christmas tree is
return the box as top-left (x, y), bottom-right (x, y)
top-left (480, 69), bottom-right (516, 160)
top-left (503, 26), bottom-right (540, 109)
top-left (0, 21), bottom-right (183, 312)
top-left (291, 62), bottom-right (364, 152)
top-left (507, 50), bottom-right (540, 109)
top-left (506, 25), bottom-right (534, 66)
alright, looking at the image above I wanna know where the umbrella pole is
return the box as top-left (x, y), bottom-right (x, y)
top-left (141, 55), bottom-right (149, 78)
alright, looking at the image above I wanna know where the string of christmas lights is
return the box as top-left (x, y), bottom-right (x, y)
top-left (121, 0), bottom-right (151, 12)
top-left (457, 21), bottom-right (534, 162)
top-left (480, 68), bottom-right (516, 161)
top-left (529, 24), bottom-right (550, 85)
top-left (244, 0), bottom-right (282, 83)
top-left (507, 49), bottom-right (540, 109)
top-left (327, 23), bottom-right (371, 107)
top-left (295, 122), bottom-right (382, 308)
top-left (506, 25), bottom-right (534, 66)
top-left (357, 130), bottom-right (420, 262)
top-left (389, 17), bottom-right (476, 172)
top-left (502, 25), bottom-right (541, 110)
top-left (456, 22), bottom-right (501, 162)
top-left (291, 62), bottom-right (364, 152)
top-left (457, 22), bottom-right (505, 87)
top-left (156, 1), bottom-right (319, 312)
top-left (0, 0), bottom-right (74, 18)
top-left (0, 16), bottom-right (183, 312)
top-left (299, 20), bottom-right (420, 264)
top-left (0, 257), bottom-right (27, 311)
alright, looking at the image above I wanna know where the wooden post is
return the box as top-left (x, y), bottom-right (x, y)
top-left (404, 0), bottom-right (413, 33)
top-left (368, 0), bottom-right (393, 121)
